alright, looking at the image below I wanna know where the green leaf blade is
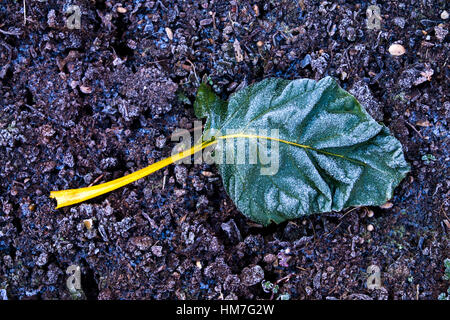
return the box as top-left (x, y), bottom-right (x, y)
top-left (194, 83), bottom-right (227, 133)
top-left (195, 77), bottom-right (410, 225)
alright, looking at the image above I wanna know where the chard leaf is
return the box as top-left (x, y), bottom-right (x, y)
top-left (195, 77), bottom-right (410, 225)
top-left (194, 83), bottom-right (227, 132)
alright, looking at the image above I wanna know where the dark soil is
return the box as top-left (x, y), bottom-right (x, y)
top-left (0, 0), bottom-right (449, 300)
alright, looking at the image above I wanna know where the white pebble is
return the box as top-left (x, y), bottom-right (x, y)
top-left (388, 44), bottom-right (406, 56)
top-left (380, 202), bottom-right (393, 209)
top-left (165, 27), bottom-right (173, 40)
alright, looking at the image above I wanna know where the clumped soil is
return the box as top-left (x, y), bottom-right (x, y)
top-left (0, 0), bottom-right (449, 300)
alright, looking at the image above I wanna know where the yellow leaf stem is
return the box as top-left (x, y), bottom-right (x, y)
top-left (50, 139), bottom-right (217, 209)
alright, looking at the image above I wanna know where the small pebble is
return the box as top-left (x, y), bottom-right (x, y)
top-left (155, 135), bottom-right (166, 149)
top-left (113, 57), bottom-right (125, 66)
top-left (117, 7), bottom-right (127, 13)
top-left (174, 165), bottom-right (187, 184)
top-left (165, 27), bottom-right (173, 40)
top-left (201, 171), bottom-right (214, 177)
top-left (441, 10), bottom-right (449, 20)
top-left (151, 245), bottom-right (163, 257)
top-left (100, 157), bottom-right (118, 170)
top-left (40, 124), bottom-right (55, 137)
top-left (36, 252), bottom-right (48, 267)
top-left (367, 210), bottom-right (374, 218)
top-left (434, 25), bottom-right (448, 42)
top-left (47, 9), bottom-right (56, 28)
top-left (174, 189), bottom-right (187, 197)
top-left (253, 4), bottom-right (260, 16)
top-left (223, 25), bottom-right (233, 34)
top-left (127, 39), bottom-right (137, 50)
top-left (80, 85), bottom-right (92, 94)
top-left (263, 254), bottom-right (276, 264)
top-left (241, 265), bottom-right (264, 286)
top-left (393, 17), bottom-right (406, 29)
top-left (388, 44), bottom-right (406, 56)
top-left (346, 27), bottom-right (356, 42)
top-left (367, 224), bottom-right (374, 232)
top-left (416, 120), bottom-right (431, 127)
top-left (83, 219), bottom-right (93, 230)
top-left (380, 202), bottom-right (393, 209)
top-left (200, 18), bottom-right (213, 26)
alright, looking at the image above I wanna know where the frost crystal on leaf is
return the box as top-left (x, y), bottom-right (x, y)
top-left (194, 77), bottom-right (410, 225)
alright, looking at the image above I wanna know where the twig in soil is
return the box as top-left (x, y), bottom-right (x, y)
top-left (439, 202), bottom-right (449, 220)
top-left (246, 221), bottom-right (263, 228)
top-left (13, 180), bottom-right (25, 187)
top-left (24, 104), bottom-right (46, 119)
top-left (270, 273), bottom-right (295, 300)
top-left (405, 121), bottom-right (424, 139)
top-left (212, 12), bottom-right (217, 30)
top-left (178, 213), bottom-right (188, 224)
top-left (23, 0), bottom-right (26, 25)
top-left (0, 40), bottom-right (12, 53)
top-left (147, 59), bottom-right (169, 64)
top-left (271, 31), bottom-right (282, 47)
top-left (156, 0), bottom-right (167, 10)
top-left (275, 273), bottom-right (295, 285)
top-left (185, 59), bottom-right (199, 84)
top-left (0, 28), bottom-right (22, 36)
top-left (88, 174), bottom-right (105, 187)
top-left (322, 207), bottom-right (359, 238)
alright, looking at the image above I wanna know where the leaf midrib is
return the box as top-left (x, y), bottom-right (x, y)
top-left (215, 133), bottom-right (374, 170)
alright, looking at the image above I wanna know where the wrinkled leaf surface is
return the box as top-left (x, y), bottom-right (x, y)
top-left (195, 77), bottom-right (410, 225)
